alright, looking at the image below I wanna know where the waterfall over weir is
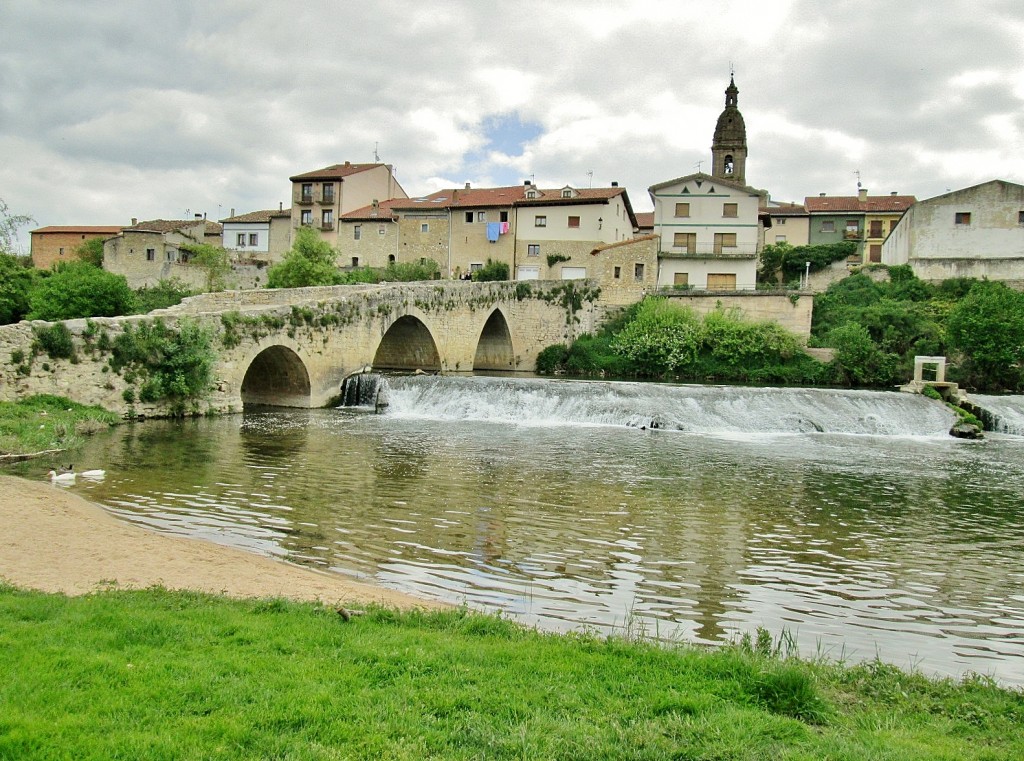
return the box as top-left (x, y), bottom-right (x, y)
top-left (967, 394), bottom-right (1024, 435)
top-left (339, 372), bottom-right (386, 410)
top-left (376, 375), bottom-right (958, 437)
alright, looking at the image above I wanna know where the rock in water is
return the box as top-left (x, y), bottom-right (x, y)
top-left (949, 423), bottom-right (983, 439)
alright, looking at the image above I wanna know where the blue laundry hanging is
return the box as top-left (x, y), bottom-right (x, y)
top-left (486, 222), bottom-right (500, 242)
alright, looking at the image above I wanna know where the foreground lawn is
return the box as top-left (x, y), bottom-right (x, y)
top-left (0, 586), bottom-right (1020, 760)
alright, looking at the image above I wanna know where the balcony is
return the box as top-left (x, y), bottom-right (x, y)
top-left (660, 243), bottom-right (758, 259)
top-left (843, 230), bottom-right (862, 240)
top-left (297, 193), bottom-right (314, 205)
top-left (320, 222), bottom-right (335, 231)
top-left (321, 193), bottom-right (335, 205)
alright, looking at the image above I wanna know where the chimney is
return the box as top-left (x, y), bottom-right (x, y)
top-left (131, 217), bottom-right (137, 226)
top-left (858, 188), bottom-right (868, 202)
top-left (195, 213), bottom-right (202, 220)
top-left (371, 199), bottom-right (379, 217)
top-left (279, 201), bottom-right (283, 211)
top-left (611, 181), bottom-right (618, 187)
top-left (344, 160), bottom-right (351, 167)
top-left (890, 191), bottom-right (897, 196)
top-left (524, 180), bottom-right (532, 186)
top-left (465, 182), bottom-right (471, 189)
top-left (230, 208), bottom-right (235, 218)
top-left (819, 192), bottom-right (826, 197)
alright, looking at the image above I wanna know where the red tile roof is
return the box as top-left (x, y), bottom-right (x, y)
top-left (31, 226), bottom-right (124, 234)
top-left (804, 195), bottom-right (916, 214)
top-left (633, 212), bottom-right (654, 228)
top-left (760, 203), bottom-right (808, 216)
top-left (340, 198), bottom-right (402, 221)
top-left (289, 163), bottom-right (387, 182)
top-left (220, 209), bottom-right (280, 224)
top-left (590, 234), bottom-right (657, 254)
top-left (389, 185), bottom-right (628, 210)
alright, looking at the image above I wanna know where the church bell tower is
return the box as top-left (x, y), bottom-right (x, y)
top-left (711, 76), bottom-right (747, 184)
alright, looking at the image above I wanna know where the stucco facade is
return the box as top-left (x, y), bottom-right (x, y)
top-left (650, 173), bottom-right (763, 290)
top-left (805, 190), bottom-right (915, 264)
top-left (29, 226), bottom-right (123, 270)
top-left (760, 204), bottom-right (809, 248)
top-left (289, 162), bottom-right (408, 249)
top-left (882, 179), bottom-right (1024, 284)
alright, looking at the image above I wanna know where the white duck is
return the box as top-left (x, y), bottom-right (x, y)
top-left (80, 469), bottom-right (106, 480)
top-left (48, 470), bottom-right (76, 484)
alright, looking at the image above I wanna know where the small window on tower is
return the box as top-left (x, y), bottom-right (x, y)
top-left (955, 212), bottom-right (971, 225)
top-left (724, 155), bottom-right (734, 174)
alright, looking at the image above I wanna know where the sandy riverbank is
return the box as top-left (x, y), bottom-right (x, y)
top-left (0, 475), bottom-right (445, 610)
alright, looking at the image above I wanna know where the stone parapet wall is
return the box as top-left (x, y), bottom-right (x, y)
top-left (659, 291), bottom-right (814, 341)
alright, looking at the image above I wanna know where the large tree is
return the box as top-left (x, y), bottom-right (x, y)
top-left (946, 281), bottom-right (1024, 391)
top-left (0, 253), bottom-right (39, 324)
top-left (0, 197), bottom-right (34, 255)
top-left (266, 226), bottom-right (342, 288)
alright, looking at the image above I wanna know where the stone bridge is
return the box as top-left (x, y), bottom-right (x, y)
top-left (0, 280), bottom-right (599, 417)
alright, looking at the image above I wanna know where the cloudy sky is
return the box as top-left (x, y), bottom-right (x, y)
top-left (2, 0), bottom-right (1022, 252)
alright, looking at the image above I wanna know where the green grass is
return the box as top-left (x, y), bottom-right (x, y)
top-left (0, 586), bottom-right (1021, 760)
top-left (0, 395), bottom-right (118, 457)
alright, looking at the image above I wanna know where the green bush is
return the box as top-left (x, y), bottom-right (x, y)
top-left (0, 252), bottom-right (40, 324)
top-left (383, 259), bottom-right (440, 282)
top-left (267, 227), bottom-right (342, 288)
top-left (946, 281), bottom-right (1024, 391)
top-left (827, 322), bottom-right (901, 387)
top-left (471, 259), bottom-right (509, 282)
top-left (133, 279), bottom-right (194, 313)
top-left (31, 323), bottom-right (76, 360)
top-left (110, 319), bottom-right (215, 409)
top-left (27, 262), bottom-right (135, 320)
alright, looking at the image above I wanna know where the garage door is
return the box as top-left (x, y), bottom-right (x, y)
top-left (561, 267), bottom-right (587, 280)
top-left (517, 266), bottom-right (540, 280)
top-left (707, 273), bottom-right (737, 290)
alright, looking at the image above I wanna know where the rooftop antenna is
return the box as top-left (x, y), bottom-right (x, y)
top-left (854, 169), bottom-right (862, 189)
top-left (374, 142), bottom-right (380, 162)
top-left (695, 160), bottom-right (703, 173)
top-left (586, 170), bottom-right (593, 188)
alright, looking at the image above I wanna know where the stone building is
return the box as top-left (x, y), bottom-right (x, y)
top-left (882, 179), bottom-right (1024, 284)
top-left (337, 182), bottom-right (638, 281)
top-left (29, 225), bottom-right (123, 269)
top-left (103, 217), bottom-right (225, 289)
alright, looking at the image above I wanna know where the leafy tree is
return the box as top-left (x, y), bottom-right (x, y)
top-left (266, 227), bottom-right (342, 288)
top-left (74, 237), bottom-right (106, 267)
top-left (826, 322), bottom-right (901, 387)
top-left (946, 281), bottom-right (1024, 391)
top-left (0, 197), bottom-right (35, 255)
top-left (471, 259), bottom-right (510, 282)
top-left (759, 240), bottom-right (857, 282)
top-left (182, 243), bottom-right (231, 291)
top-left (0, 252), bottom-right (39, 324)
top-left (26, 262), bottom-right (135, 320)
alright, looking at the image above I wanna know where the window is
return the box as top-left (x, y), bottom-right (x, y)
top-left (322, 210), bottom-right (334, 229)
top-left (869, 220), bottom-right (883, 237)
top-left (388, 254), bottom-right (396, 263)
top-left (500, 210), bottom-right (509, 223)
top-left (237, 233), bottom-right (246, 247)
top-left (166, 249), bottom-right (175, 262)
top-left (378, 226), bottom-right (386, 236)
top-left (613, 266), bottom-right (621, 279)
top-left (526, 189), bottom-right (538, 199)
top-left (723, 203), bottom-right (738, 218)
top-left (146, 248), bottom-right (155, 261)
top-left (674, 272), bottom-right (689, 287)
top-left (869, 244), bottom-right (882, 263)
top-left (775, 235), bottom-right (787, 243)
top-left (477, 211), bottom-right (486, 223)
top-left (300, 183), bottom-right (313, 201)
top-left (713, 232), bottom-right (737, 253)
top-left (352, 257), bottom-right (359, 267)
top-left (249, 233), bottom-right (258, 246)
top-left (777, 217), bottom-right (786, 225)
top-left (465, 211), bottom-right (474, 223)
top-left (353, 225), bottom-right (361, 240)
top-left (322, 183), bottom-right (335, 203)
top-left (673, 232), bottom-right (696, 251)
top-left (675, 202), bottom-right (690, 217)
top-left (634, 263), bottom-right (645, 281)
top-left (821, 221), bottom-right (835, 233)
top-left (955, 212), bottom-right (971, 225)
top-left (301, 210), bottom-right (312, 225)
top-left (527, 244), bottom-right (540, 257)
top-left (568, 215), bottom-right (580, 228)
top-left (1018, 211), bottom-right (1024, 225)
top-left (470, 262), bottom-right (483, 272)
top-left (562, 189), bottom-right (572, 198)
top-left (420, 223), bottom-right (429, 233)
top-left (891, 220), bottom-right (899, 234)
top-left (845, 220), bottom-right (859, 232)
top-left (535, 215), bottom-right (547, 227)
top-left (58, 247), bottom-right (64, 256)
top-left (723, 155), bottom-right (734, 174)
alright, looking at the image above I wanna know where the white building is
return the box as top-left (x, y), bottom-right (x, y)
top-left (882, 179), bottom-right (1024, 283)
top-left (220, 208), bottom-right (292, 262)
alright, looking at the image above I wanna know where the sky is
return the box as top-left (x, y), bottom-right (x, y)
top-left (2, 0), bottom-right (1023, 253)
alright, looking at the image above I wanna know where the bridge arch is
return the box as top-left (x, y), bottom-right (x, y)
top-left (373, 315), bottom-right (441, 371)
top-left (240, 344), bottom-right (312, 407)
top-left (473, 308), bottom-right (515, 371)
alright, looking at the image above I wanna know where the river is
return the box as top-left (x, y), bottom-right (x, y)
top-left (59, 376), bottom-right (1024, 686)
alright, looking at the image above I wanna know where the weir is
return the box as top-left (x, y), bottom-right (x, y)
top-left (375, 375), bottom-right (962, 437)
top-left (965, 394), bottom-right (1024, 435)
top-left (339, 372), bottom-right (387, 410)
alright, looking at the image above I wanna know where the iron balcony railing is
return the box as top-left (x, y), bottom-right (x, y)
top-left (660, 243), bottom-right (759, 258)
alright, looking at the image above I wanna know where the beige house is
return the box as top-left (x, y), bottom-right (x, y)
top-left (289, 162), bottom-right (407, 248)
top-left (882, 179), bottom-right (1024, 283)
top-left (338, 182), bottom-right (638, 281)
top-left (103, 217), bottom-right (224, 289)
top-left (29, 226), bottom-right (123, 270)
top-left (759, 203), bottom-right (809, 248)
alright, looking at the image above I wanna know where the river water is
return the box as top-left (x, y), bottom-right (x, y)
top-left (62, 376), bottom-right (1024, 686)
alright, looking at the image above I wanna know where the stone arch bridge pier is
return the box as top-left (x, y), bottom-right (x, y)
top-left (0, 281), bottom-right (598, 417)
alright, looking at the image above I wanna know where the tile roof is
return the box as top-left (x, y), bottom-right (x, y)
top-left (340, 198), bottom-right (402, 221)
top-left (289, 162), bottom-right (387, 182)
top-left (220, 209), bottom-right (280, 224)
top-left (590, 234), bottom-right (657, 254)
top-left (31, 225), bottom-right (124, 234)
top-left (803, 195), bottom-right (916, 214)
top-left (633, 212), bottom-right (654, 228)
top-left (125, 219), bottom-right (223, 235)
top-left (760, 203), bottom-right (808, 216)
top-left (388, 185), bottom-right (628, 210)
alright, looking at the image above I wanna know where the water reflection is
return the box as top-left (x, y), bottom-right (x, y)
top-left (68, 399), bottom-right (1024, 686)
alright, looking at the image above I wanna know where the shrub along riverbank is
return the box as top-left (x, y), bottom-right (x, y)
top-left (1, 585), bottom-right (1021, 760)
top-left (539, 269), bottom-right (1024, 392)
